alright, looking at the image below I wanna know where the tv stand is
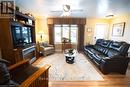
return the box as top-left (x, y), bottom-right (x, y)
top-left (22, 45), bottom-right (36, 63)
top-left (14, 45), bottom-right (36, 63)
top-left (0, 10), bottom-right (36, 64)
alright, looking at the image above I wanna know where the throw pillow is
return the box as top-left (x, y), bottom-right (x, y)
top-left (42, 42), bottom-right (49, 47)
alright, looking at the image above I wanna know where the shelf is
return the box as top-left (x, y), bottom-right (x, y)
top-left (23, 23), bottom-right (35, 27)
top-left (15, 11), bottom-right (35, 21)
top-left (12, 21), bottom-right (35, 27)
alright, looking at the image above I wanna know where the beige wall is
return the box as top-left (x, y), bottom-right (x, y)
top-left (85, 14), bottom-right (130, 45)
top-left (109, 13), bottom-right (130, 43)
top-left (35, 14), bottom-right (130, 47)
top-left (84, 18), bottom-right (110, 45)
top-left (35, 17), bottom-right (111, 45)
top-left (35, 18), bottom-right (49, 43)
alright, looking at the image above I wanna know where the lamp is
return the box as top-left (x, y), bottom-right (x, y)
top-left (38, 31), bottom-right (45, 42)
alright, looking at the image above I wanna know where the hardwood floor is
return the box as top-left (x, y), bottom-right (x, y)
top-left (49, 70), bottom-right (130, 87)
top-left (34, 56), bottom-right (130, 87)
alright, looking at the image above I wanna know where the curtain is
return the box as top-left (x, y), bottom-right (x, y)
top-left (48, 24), bottom-right (54, 45)
top-left (78, 25), bottom-right (85, 52)
top-left (47, 18), bottom-right (86, 51)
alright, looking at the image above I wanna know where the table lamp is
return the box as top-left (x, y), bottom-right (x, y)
top-left (38, 31), bottom-right (45, 42)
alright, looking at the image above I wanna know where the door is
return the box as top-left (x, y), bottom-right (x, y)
top-left (93, 24), bottom-right (108, 44)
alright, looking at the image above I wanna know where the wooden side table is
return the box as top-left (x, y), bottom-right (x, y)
top-left (62, 42), bottom-right (71, 51)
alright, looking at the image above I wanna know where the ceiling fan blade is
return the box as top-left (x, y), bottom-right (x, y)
top-left (71, 9), bottom-right (84, 12)
top-left (50, 10), bottom-right (62, 13)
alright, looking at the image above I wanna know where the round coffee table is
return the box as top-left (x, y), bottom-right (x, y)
top-left (64, 49), bottom-right (76, 64)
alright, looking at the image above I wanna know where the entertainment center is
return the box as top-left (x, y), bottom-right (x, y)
top-left (0, 11), bottom-right (36, 64)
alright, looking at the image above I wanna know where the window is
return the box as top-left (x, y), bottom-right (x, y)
top-left (70, 25), bottom-right (77, 43)
top-left (54, 25), bottom-right (62, 43)
top-left (54, 24), bottom-right (78, 44)
top-left (62, 25), bottom-right (69, 39)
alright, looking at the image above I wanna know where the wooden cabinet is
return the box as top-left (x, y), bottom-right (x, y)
top-left (22, 45), bottom-right (36, 63)
top-left (13, 45), bottom-right (36, 63)
top-left (0, 11), bottom-right (36, 64)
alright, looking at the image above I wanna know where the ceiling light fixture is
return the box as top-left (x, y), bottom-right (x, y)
top-left (61, 4), bottom-right (71, 16)
top-left (63, 4), bottom-right (70, 12)
top-left (106, 15), bottom-right (114, 18)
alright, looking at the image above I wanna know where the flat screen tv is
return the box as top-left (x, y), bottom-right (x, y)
top-left (11, 26), bottom-right (33, 48)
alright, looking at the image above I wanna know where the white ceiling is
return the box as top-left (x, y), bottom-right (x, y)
top-left (15, 0), bottom-right (130, 18)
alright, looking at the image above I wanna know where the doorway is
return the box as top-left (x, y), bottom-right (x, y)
top-left (93, 23), bottom-right (109, 44)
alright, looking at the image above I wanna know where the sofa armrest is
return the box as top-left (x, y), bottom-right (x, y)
top-left (84, 45), bottom-right (94, 48)
top-left (40, 46), bottom-right (45, 50)
top-left (48, 45), bottom-right (54, 47)
top-left (8, 59), bottom-right (29, 72)
top-left (20, 64), bottom-right (51, 87)
top-left (100, 56), bottom-right (130, 74)
top-left (102, 56), bottom-right (130, 61)
top-left (40, 45), bottom-right (54, 48)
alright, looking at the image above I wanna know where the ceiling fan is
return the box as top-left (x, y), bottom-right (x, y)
top-left (50, 4), bottom-right (83, 16)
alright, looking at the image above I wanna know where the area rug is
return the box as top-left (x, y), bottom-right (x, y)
top-left (35, 53), bottom-right (104, 81)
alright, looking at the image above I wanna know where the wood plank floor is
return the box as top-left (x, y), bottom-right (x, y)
top-left (34, 55), bottom-right (130, 87)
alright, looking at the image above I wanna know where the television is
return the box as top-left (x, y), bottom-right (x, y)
top-left (11, 26), bottom-right (33, 48)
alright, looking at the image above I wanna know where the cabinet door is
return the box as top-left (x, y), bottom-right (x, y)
top-left (13, 49), bottom-right (23, 63)
top-left (22, 46), bottom-right (36, 63)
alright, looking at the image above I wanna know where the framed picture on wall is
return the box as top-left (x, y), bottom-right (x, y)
top-left (112, 22), bottom-right (125, 36)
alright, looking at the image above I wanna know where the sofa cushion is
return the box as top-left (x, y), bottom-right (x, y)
top-left (85, 47), bottom-right (102, 55)
top-left (109, 41), bottom-right (123, 51)
top-left (97, 46), bottom-right (104, 52)
top-left (44, 47), bottom-right (54, 51)
top-left (84, 47), bottom-right (94, 55)
top-left (101, 40), bottom-right (111, 47)
top-left (93, 45), bottom-right (103, 52)
top-left (112, 42), bottom-right (122, 47)
top-left (94, 40), bottom-right (111, 54)
top-left (93, 45), bottom-right (108, 54)
top-left (108, 41), bottom-right (130, 56)
top-left (92, 54), bottom-right (107, 64)
top-left (89, 48), bottom-right (101, 54)
top-left (95, 39), bottom-right (103, 45)
top-left (93, 45), bottom-right (101, 51)
top-left (41, 42), bottom-right (49, 47)
top-left (107, 49), bottom-right (120, 57)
